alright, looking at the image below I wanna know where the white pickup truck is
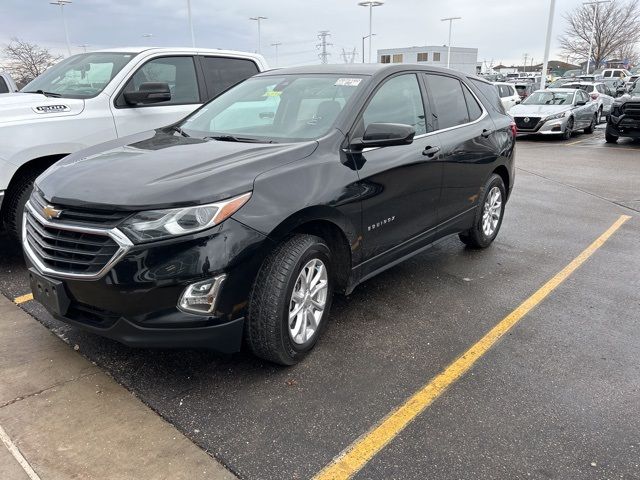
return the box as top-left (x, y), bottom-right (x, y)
top-left (0, 47), bottom-right (267, 240)
top-left (0, 71), bottom-right (19, 94)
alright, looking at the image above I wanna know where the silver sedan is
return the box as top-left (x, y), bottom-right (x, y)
top-left (510, 88), bottom-right (599, 140)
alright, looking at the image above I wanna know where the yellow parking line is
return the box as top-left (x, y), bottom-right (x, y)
top-left (314, 214), bottom-right (631, 480)
top-left (14, 293), bottom-right (33, 304)
top-left (565, 139), bottom-right (587, 146)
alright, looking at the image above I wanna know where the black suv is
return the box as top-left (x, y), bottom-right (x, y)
top-left (24, 65), bottom-right (516, 365)
top-left (606, 80), bottom-right (640, 143)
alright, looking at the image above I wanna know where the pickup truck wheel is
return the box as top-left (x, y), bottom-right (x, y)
top-left (3, 170), bottom-right (41, 241)
top-left (605, 131), bottom-right (619, 143)
top-left (246, 234), bottom-right (333, 366)
top-left (459, 174), bottom-right (506, 249)
top-left (584, 113), bottom-right (597, 134)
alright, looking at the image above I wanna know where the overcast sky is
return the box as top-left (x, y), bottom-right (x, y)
top-left (0, 0), bottom-right (590, 67)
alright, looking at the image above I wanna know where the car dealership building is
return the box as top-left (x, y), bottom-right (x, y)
top-left (377, 45), bottom-right (479, 75)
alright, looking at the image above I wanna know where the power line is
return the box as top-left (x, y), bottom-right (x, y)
top-left (317, 31), bottom-right (332, 64)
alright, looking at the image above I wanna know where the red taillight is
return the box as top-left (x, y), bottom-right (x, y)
top-left (590, 92), bottom-right (599, 100)
top-left (510, 122), bottom-right (517, 137)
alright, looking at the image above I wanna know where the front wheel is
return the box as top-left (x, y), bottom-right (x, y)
top-left (2, 169), bottom-right (41, 241)
top-left (605, 131), bottom-right (619, 143)
top-left (562, 117), bottom-right (574, 140)
top-left (459, 174), bottom-right (506, 249)
top-left (246, 234), bottom-right (333, 365)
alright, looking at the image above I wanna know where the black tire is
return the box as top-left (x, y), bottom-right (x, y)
top-left (605, 131), bottom-right (619, 143)
top-left (584, 113), bottom-right (597, 134)
top-left (597, 107), bottom-right (603, 125)
top-left (2, 169), bottom-right (41, 241)
top-left (246, 234), bottom-right (333, 365)
top-left (562, 117), bottom-right (574, 140)
top-left (459, 174), bottom-right (506, 249)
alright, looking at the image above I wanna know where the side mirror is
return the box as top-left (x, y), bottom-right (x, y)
top-left (124, 82), bottom-right (171, 105)
top-left (576, 100), bottom-right (587, 106)
top-left (351, 123), bottom-right (416, 149)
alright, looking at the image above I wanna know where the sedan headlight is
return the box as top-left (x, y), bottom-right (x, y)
top-left (120, 192), bottom-right (251, 242)
top-left (544, 112), bottom-right (567, 121)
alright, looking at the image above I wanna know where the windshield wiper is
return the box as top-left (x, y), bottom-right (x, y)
top-left (23, 89), bottom-right (62, 98)
top-left (170, 125), bottom-right (190, 137)
top-left (203, 135), bottom-right (275, 144)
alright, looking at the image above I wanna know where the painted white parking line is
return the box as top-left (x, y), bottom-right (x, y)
top-left (0, 424), bottom-right (42, 480)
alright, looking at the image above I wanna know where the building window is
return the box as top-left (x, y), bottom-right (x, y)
top-left (433, 52), bottom-right (441, 62)
top-left (417, 52), bottom-right (428, 62)
top-left (392, 54), bottom-right (403, 63)
top-left (380, 54), bottom-right (391, 64)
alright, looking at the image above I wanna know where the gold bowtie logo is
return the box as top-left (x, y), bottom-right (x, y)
top-left (43, 205), bottom-right (62, 220)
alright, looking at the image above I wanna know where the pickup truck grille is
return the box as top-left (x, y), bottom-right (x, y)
top-left (623, 103), bottom-right (640, 120)
top-left (31, 190), bottom-right (130, 227)
top-left (23, 196), bottom-right (132, 279)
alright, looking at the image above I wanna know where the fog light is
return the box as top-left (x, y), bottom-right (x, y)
top-left (178, 275), bottom-right (226, 315)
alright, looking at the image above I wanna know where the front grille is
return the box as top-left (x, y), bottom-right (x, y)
top-left (623, 103), bottom-right (640, 120)
top-left (31, 190), bottom-right (130, 227)
top-left (514, 116), bottom-right (541, 131)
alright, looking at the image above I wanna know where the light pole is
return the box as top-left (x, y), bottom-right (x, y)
top-left (249, 16), bottom-right (267, 54)
top-left (441, 16), bottom-right (462, 69)
top-left (358, 1), bottom-right (384, 63)
top-left (142, 33), bottom-right (154, 45)
top-left (584, 0), bottom-right (610, 74)
top-left (77, 44), bottom-right (89, 53)
top-left (361, 34), bottom-right (376, 63)
top-left (186, 0), bottom-right (195, 47)
top-left (271, 42), bottom-right (282, 66)
top-left (50, 0), bottom-right (72, 57)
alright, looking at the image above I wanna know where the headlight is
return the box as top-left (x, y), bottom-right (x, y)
top-left (120, 192), bottom-right (251, 242)
top-left (544, 112), bottom-right (567, 121)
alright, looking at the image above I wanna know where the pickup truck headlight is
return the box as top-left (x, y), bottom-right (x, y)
top-left (544, 112), bottom-right (567, 121)
top-left (120, 192), bottom-right (251, 242)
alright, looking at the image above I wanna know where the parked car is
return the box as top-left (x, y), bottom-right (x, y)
top-left (624, 74), bottom-right (639, 92)
top-left (0, 47), bottom-right (268, 242)
top-left (562, 69), bottom-right (582, 78)
top-left (0, 70), bottom-right (18, 93)
top-left (547, 78), bottom-right (574, 89)
top-left (605, 80), bottom-right (640, 143)
top-left (510, 88), bottom-right (599, 140)
top-left (493, 81), bottom-right (521, 111)
top-left (577, 75), bottom-right (602, 82)
top-left (559, 82), bottom-right (615, 123)
top-left (602, 68), bottom-right (631, 79)
top-left (23, 64), bottom-right (516, 365)
top-left (513, 82), bottom-right (536, 101)
top-left (602, 78), bottom-right (627, 97)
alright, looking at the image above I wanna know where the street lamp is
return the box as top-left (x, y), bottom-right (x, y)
top-left (358, 1), bottom-right (384, 63)
top-left (49, 0), bottom-right (72, 57)
top-left (540, 0), bottom-right (557, 89)
top-left (77, 44), bottom-right (89, 53)
top-left (441, 16), bottom-right (462, 69)
top-left (584, 0), bottom-right (610, 74)
top-left (142, 33), bottom-right (154, 45)
top-left (362, 34), bottom-right (376, 63)
top-left (271, 42), bottom-right (282, 67)
top-left (249, 16), bottom-right (268, 54)
top-left (186, 0), bottom-right (195, 47)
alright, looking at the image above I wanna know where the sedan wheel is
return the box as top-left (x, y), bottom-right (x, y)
top-left (562, 117), bottom-right (574, 140)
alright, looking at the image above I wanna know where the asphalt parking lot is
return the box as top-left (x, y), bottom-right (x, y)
top-left (1, 124), bottom-right (639, 479)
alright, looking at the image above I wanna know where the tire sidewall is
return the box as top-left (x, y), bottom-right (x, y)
top-left (473, 175), bottom-right (506, 248)
top-left (562, 117), bottom-right (574, 140)
top-left (279, 240), bottom-right (333, 360)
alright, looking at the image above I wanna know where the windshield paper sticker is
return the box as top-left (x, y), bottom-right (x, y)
top-left (335, 78), bottom-right (362, 87)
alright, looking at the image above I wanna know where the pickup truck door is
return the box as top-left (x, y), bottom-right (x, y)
top-left (109, 55), bottom-right (204, 138)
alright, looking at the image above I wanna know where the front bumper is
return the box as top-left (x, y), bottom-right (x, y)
top-left (607, 114), bottom-right (640, 138)
top-left (25, 217), bottom-right (273, 351)
top-left (515, 116), bottom-right (568, 136)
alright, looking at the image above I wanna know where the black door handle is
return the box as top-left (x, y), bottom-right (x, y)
top-left (422, 146), bottom-right (441, 157)
top-left (481, 129), bottom-right (495, 138)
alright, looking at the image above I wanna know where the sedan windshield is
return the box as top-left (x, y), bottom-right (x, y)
top-left (523, 91), bottom-right (574, 105)
top-left (22, 52), bottom-right (135, 98)
top-left (180, 74), bottom-right (366, 142)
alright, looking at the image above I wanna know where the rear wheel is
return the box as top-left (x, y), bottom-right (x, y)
top-left (459, 174), bottom-right (506, 249)
top-left (246, 234), bottom-right (333, 365)
top-left (2, 169), bottom-right (42, 241)
top-left (562, 117), bottom-right (574, 140)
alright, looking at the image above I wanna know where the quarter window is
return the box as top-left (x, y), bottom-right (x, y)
top-left (417, 52), bottom-right (428, 62)
top-left (425, 74), bottom-right (470, 129)
top-left (463, 84), bottom-right (483, 121)
top-left (362, 74), bottom-right (426, 136)
top-left (118, 56), bottom-right (199, 106)
top-left (201, 56), bottom-right (259, 99)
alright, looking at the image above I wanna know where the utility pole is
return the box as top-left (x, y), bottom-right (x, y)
top-left (271, 42), bottom-right (282, 66)
top-left (317, 31), bottom-right (332, 64)
top-left (523, 53), bottom-right (529, 73)
top-left (584, 0), bottom-right (610, 74)
top-left (441, 16), bottom-right (461, 69)
top-left (540, 0), bottom-right (556, 89)
top-left (340, 48), bottom-right (357, 63)
top-left (186, 0), bottom-right (195, 47)
top-left (249, 16), bottom-right (267, 54)
top-left (50, 0), bottom-right (72, 57)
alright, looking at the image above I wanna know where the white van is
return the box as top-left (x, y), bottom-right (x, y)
top-left (0, 47), bottom-right (268, 239)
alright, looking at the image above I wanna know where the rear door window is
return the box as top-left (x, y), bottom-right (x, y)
top-left (425, 74), bottom-right (470, 129)
top-left (0, 77), bottom-right (8, 93)
top-left (201, 57), bottom-right (259, 99)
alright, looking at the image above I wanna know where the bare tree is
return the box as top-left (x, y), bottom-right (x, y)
top-left (559, 0), bottom-right (640, 72)
top-left (1, 38), bottom-right (62, 86)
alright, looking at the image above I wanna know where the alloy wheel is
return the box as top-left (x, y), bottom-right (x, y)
top-left (288, 258), bottom-right (328, 345)
top-left (482, 186), bottom-right (502, 237)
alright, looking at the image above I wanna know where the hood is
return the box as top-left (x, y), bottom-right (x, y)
top-left (37, 129), bottom-right (319, 211)
top-left (616, 92), bottom-right (640, 104)
top-left (0, 93), bottom-right (85, 124)
top-left (510, 104), bottom-right (571, 117)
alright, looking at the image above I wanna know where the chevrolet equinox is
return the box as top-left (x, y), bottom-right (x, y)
top-left (24, 64), bottom-right (516, 365)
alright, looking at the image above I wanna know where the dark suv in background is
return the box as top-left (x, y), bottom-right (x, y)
top-left (24, 64), bottom-right (516, 365)
top-left (606, 79), bottom-right (640, 142)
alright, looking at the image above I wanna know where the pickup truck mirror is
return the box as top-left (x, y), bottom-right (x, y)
top-left (124, 82), bottom-right (171, 105)
top-left (351, 123), bottom-right (416, 149)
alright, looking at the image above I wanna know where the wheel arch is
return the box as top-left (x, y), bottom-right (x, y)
top-left (492, 165), bottom-right (510, 200)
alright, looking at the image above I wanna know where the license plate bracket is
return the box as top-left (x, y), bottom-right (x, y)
top-left (28, 268), bottom-right (70, 317)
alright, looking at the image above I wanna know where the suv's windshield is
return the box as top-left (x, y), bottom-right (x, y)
top-left (22, 52), bottom-right (135, 99)
top-left (523, 91), bottom-right (574, 105)
top-left (180, 74), bottom-right (366, 143)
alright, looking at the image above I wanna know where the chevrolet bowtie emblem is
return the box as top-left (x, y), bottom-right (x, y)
top-left (43, 205), bottom-right (62, 220)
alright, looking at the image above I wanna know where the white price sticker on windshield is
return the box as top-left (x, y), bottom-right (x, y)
top-left (335, 78), bottom-right (362, 87)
